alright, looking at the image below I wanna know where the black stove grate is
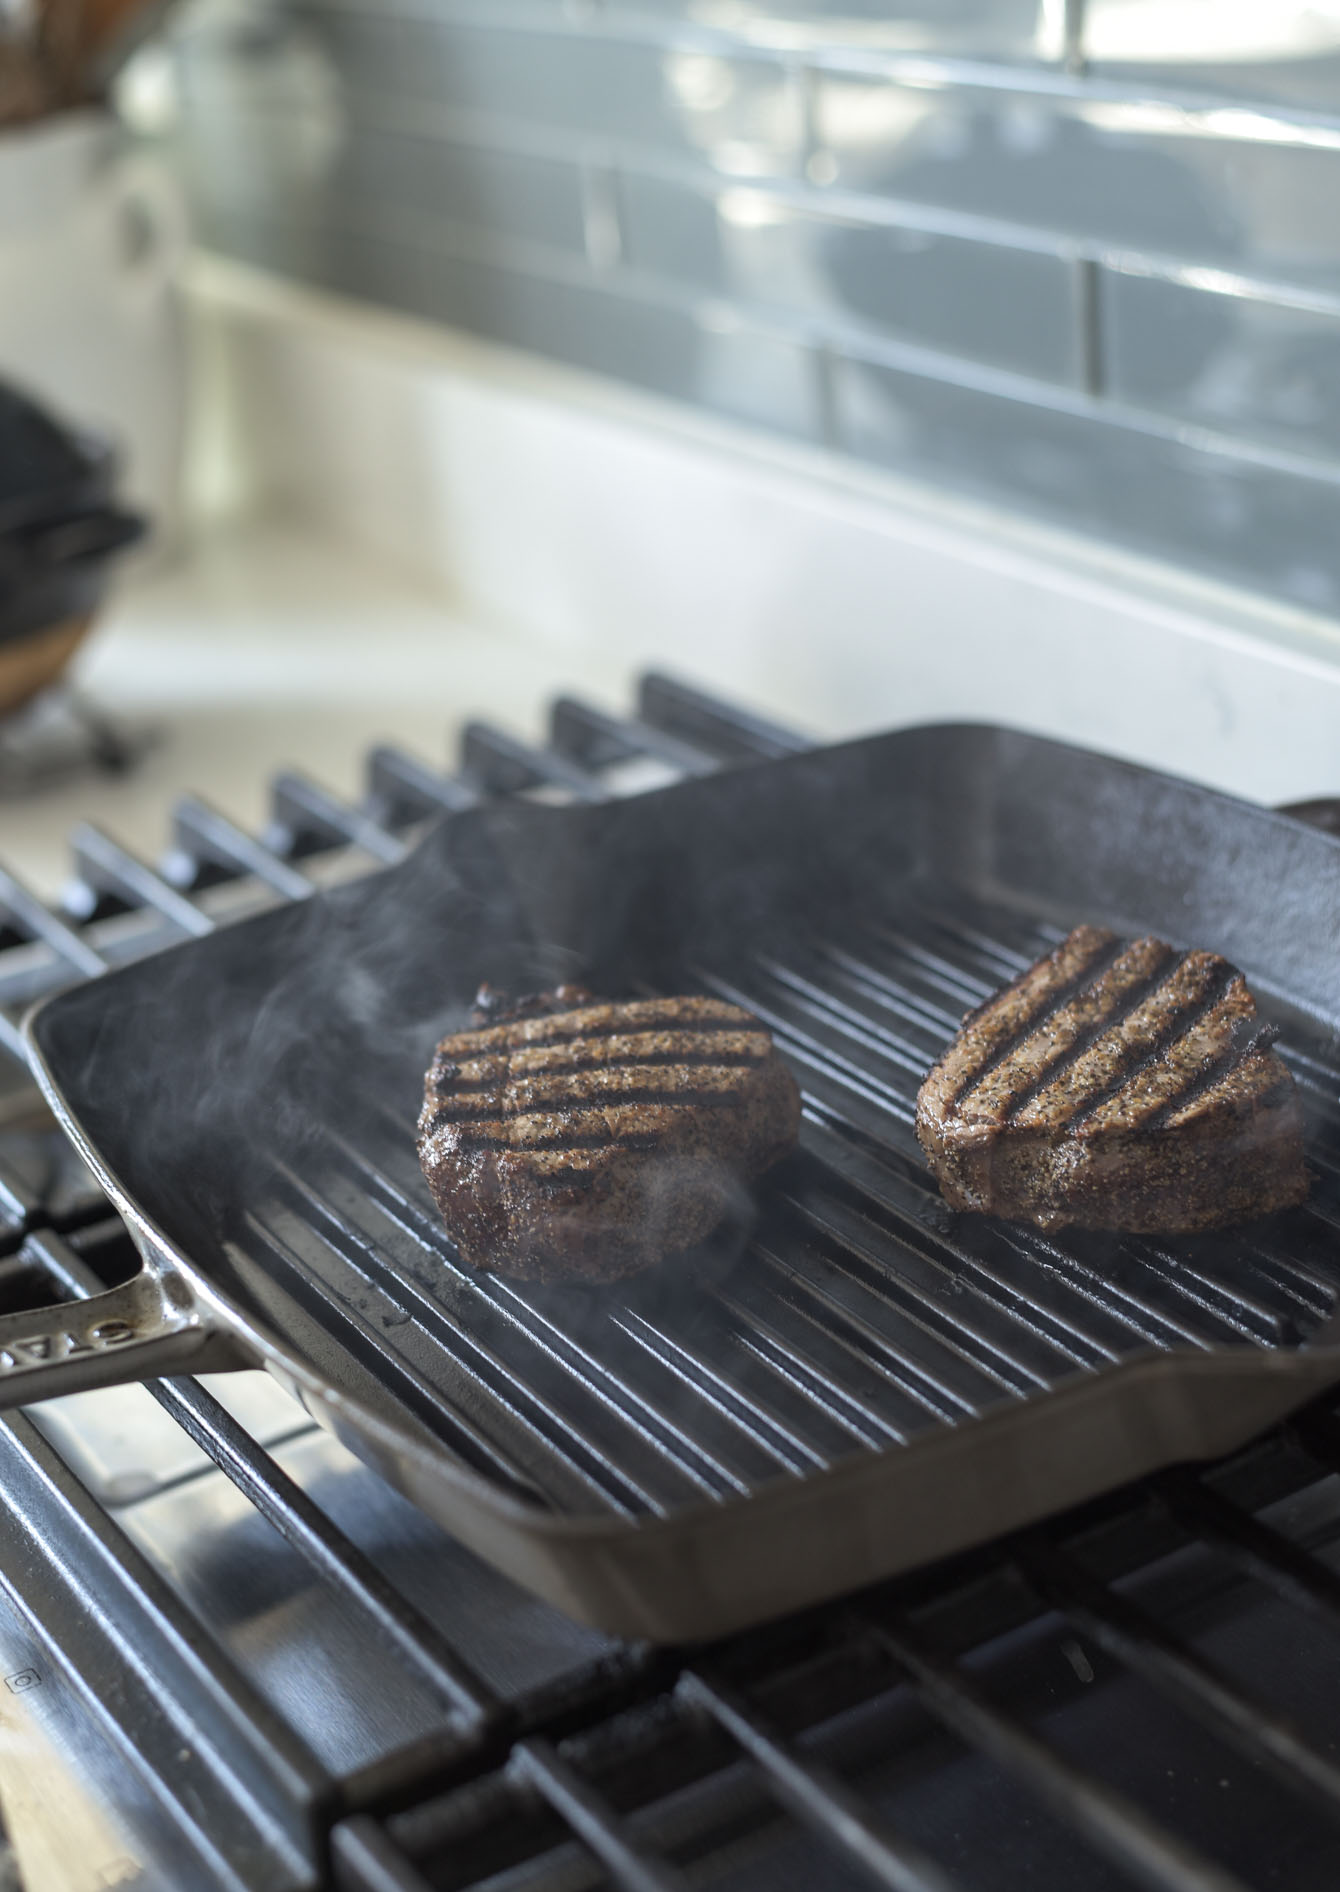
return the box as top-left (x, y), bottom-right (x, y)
top-left (1, 676), bottom-right (1340, 1891)
top-left (334, 1423), bottom-right (1340, 1892)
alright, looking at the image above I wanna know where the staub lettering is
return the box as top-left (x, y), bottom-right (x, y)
top-left (0, 1320), bottom-right (138, 1371)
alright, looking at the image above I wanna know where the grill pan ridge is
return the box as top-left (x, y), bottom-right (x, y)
top-left (21, 722), bottom-right (1340, 1640)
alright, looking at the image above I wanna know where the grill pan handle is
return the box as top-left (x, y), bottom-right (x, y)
top-left (1277, 798), bottom-right (1340, 838)
top-left (0, 1262), bottom-right (237, 1408)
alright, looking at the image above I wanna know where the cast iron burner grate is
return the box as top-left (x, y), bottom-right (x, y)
top-left (1, 676), bottom-right (1340, 1890)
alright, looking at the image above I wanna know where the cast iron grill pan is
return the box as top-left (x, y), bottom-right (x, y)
top-left (23, 725), bottom-right (1340, 1637)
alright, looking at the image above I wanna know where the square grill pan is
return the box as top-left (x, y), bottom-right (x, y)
top-left (23, 724), bottom-right (1340, 1640)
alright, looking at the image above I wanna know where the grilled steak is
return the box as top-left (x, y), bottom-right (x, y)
top-left (915, 925), bottom-right (1308, 1232)
top-left (417, 991), bottom-right (802, 1282)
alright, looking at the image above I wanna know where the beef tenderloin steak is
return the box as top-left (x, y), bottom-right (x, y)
top-left (417, 992), bottom-right (802, 1282)
top-left (915, 924), bottom-right (1308, 1232)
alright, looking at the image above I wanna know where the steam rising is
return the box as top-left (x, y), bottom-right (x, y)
top-left (33, 764), bottom-right (849, 1515)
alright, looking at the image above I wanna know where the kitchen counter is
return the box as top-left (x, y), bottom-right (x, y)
top-left (0, 519), bottom-right (640, 901)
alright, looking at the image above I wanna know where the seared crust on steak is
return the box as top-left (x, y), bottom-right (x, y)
top-left (915, 925), bottom-right (1309, 1232)
top-left (417, 994), bottom-right (802, 1282)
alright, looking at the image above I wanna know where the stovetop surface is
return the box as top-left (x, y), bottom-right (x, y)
top-left (3, 675), bottom-right (1340, 1892)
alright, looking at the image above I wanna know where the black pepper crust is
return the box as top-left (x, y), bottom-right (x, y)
top-left (417, 992), bottom-right (802, 1282)
top-left (915, 925), bottom-right (1309, 1232)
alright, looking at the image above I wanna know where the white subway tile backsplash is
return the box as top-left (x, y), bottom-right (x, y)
top-left (156, 0), bottom-right (1340, 617)
top-left (295, 216), bottom-right (826, 438)
top-left (1102, 270), bottom-right (1340, 463)
top-left (362, 18), bottom-right (807, 177)
top-left (338, 131), bottom-right (589, 256)
top-left (836, 351), bottom-right (1340, 613)
top-left (621, 0), bottom-right (1060, 63)
top-left (620, 170), bottom-right (1081, 380)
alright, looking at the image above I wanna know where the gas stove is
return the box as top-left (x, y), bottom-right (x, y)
top-left (3, 674), bottom-right (1340, 1892)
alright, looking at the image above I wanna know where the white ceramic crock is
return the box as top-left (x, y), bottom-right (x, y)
top-left (0, 108), bottom-right (188, 551)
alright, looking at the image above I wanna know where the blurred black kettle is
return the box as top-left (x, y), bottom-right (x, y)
top-left (0, 376), bottom-right (145, 715)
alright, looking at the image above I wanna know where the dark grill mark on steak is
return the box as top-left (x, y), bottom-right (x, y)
top-left (433, 1048), bottom-right (768, 1098)
top-left (949, 927), bottom-right (1125, 1108)
top-left (963, 938), bottom-right (1180, 1127)
top-left (448, 1130), bottom-right (666, 1153)
top-left (439, 1009), bottom-right (763, 1063)
top-left (1061, 956), bottom-right (1238, 1131)
top-left (485, 1020), bottom-right (755, 1054)
top-left (1010, 953), bottom-right (1245, 1139)
top-left (997, 946), bottom-right (1183, 1125)
top-left (916, 926), bottom-right (1308, 1234)
top-left (431, 1084), bottom-right (755, 1139)
top-left (417, 993), bottom-right (802, 1282)
top-left (1143, 1020), bottom-right (1284, 1132)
